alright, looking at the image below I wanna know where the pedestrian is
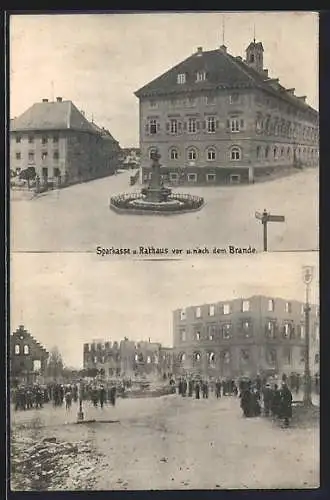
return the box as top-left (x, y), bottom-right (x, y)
top-left (65, 391), bottom-right (72, 410)
top-left (188, 379), bottom-right (194, 397)
top-left (240, 387), bottom-right (252, 417)
top-left (195, 381), bottom-right (200, 400)
top-left (279, 382), bottom-right (293, 428)
top-left (271, 384), bottom-right (281, 418)
top-left (262, 384), bottom-right (273, 417)
top-left (215, 379), bottom-right (222, 399)
top-left (99, 385), bottom-right (106, 409)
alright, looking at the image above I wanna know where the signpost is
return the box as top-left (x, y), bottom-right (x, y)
top-left (302, 266), bottom-right (314, 407)
top-left (255, 209), bottom-right (285, 251)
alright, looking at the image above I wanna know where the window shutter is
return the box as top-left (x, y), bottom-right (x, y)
top-left (216, 120), bottom-right (219, 129)
top-left (157, 122), bottom-right (160, 132)
top-left (178, 121), bottom-right (182, 133)
top-left (240, 119), bottom-right (244, 129)
top-left (183, 121), bottom-right (187, 131)
top-left (226, 119), bottom-right (230, 131)
top-left (166, 122), bottom-right (170, 133)
top-left (196, 121), bottom-right (200, 130)
top-left (202, 120), bottom-right (206, 130)
top-left (145, 123), bottom-right (149, 135)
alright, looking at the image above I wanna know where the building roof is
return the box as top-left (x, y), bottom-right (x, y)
top-left (89, 121), bottom-right (119, 143)
top-left (11, 325), bottom-right (49, 355)
top-left (10, 100), bottom-right (97, 133)
top-left (135, 45), bottom-right (318, 116)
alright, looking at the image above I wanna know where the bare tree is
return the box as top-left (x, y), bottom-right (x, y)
top-left (46, 346), bottom-right (64, 381)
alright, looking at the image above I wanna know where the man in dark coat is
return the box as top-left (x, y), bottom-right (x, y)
top-left (195, 381), bottom-right (200, 399)
top-left (188, 379), bottom-right (194, 397)
top-left (215, 379), bottom-right (222, 399)
top-left (99, 385), bottom-right (106, 409)
top-left (240, 387), bottom-right (252, 417)
top-left (279, 382), bottom-right (293, 428)
top-left (271, 384), bottom-right (281, 418)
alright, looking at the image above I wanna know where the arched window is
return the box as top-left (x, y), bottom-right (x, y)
top-left (187, 147), bottom-right (198, 161)
top-left (273, 146), bottom-right (278, 159)
top-left (230, 146), bottom-right (241, 161)
top-left (23, 345), bottom-right (29, 355)
top-left (209, 352), bottom-right (216, 364)
top-left (287, 147), bottom-right (291, 158)
top-left (194, 352), bottom-right (201, 362)
top-left (207, 147), bottom-right (216, 161)
top-left (15, 344), bottom-right (20, 355)
top-left (169, 147), bottom-right (179, 160)
top-left (149, 147), bottom-right (157, 160)
top-left (179, 353), bottom-right (186, 362)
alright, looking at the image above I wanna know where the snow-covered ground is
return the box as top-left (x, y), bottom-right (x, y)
top-left (11, 168), bottom-right (318, 252)
top-left (11, 394), bottom-right (319, 490)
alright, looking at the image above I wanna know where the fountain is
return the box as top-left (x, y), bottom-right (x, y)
top-left (110, 150), bottom-right (204, 215)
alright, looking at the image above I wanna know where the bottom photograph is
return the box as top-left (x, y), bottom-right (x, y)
top-left (9, 252), bottom-right (319, 491)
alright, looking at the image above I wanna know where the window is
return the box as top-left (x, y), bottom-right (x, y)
top-left (207, 174), bottom-right (216, 182)
top-left (149, 148), bottom-right (157, 160)
top-left (170, 119), bottom-right (178, 134)
top-left (16, 152), bottom-right (21, 160)
top-left (188, 173), bottom-right (197, 183)
top-left (240, 349), bottom-right (250, 362)
top-left (315, 353), bottom-right (319, 364)
top-left (41, 152), bottom-right (48, 161)
top-left (230, 118), bottom-right (242, 132)
top-left (242, 300), bottom-right (250, 312)
top-left (256, 146), bottom-right (261, 159)
top-left (196, 71), bottom-right (206, 82)
top-left (230, 93), bottom-right (240, 104)
top-left (265, 146), bottom-right (270, 159)
top-left (134, 354), bottom-right (138, 362)
top-left (188, 97), bottom-right (196, 107)
top-left (149, 100), bottom-right (158, 108)
top-left (195, 331), bottom-right (201, 341)
top-left (180, 309), bottom-right (186, 320)
top-left (179, 353), bottom-right (186, 362)
top-left (170, 172), bottom-right (179, 182)
top-left (206, 147), bottom-right (216, 161)
top-left (222, 323), bottom-right (232, 339)
top-left (28, 135), bottom-right (34, 143)
top-left (187, 148), bottom-right (197, 161)
top-left (23, 345), bottom-right (29, 355)
top-left (249, 53), bottom-right (255, 63)
top-left (177, 73), bottom-right (186, 84)
top-left (223, 304), bottom-right (230, 315)
top-left (266, 348), bottom-right (276, 365)
top-left (230, 174), bottom-right (241, 184)
top-left (196, 306), bottom-right (201, 318)
top-left (16, 136), bottom-right (21, 143)
top-left (188, 118), bottom-right (197, 133)
top-left (207, 117), bottom-right (216, 133)
top-left (209, 305), bottom-right (215, 316)
top-left (41, 136), bottom-right (48, 145)
top-left (223, 351), bottom-right (231, 364)
top-left (242, 321), bottom-right (252, 337)
top-left (28, 152), bottom-right (35, 162)
top-left (209, 352), bottom-right (216, 364)
top-left (230, 146), bottom-right (241, 161)
top-left (33, 360), bottom-right (41, 372)
top-left (169, 148), bottom-right (178, 160)
top-left (283, 347), bottom-right (291, 365)
top-left (266, 321), bottom-right (276, 339)
top-left (149, 119), bottom-right (158, 135)
top-left (53, 151), bottom-right (59, 160)
top-left (194, 352), bottom-right (201, 361)
top-left (14, 344), bottom-right (20, 355)
top-left (298, 324), bottom-right (305, 339)
top-left (53, 135), bottom-right (59, 143)
top-left (42, 167), bottom-right (48, 178)
top-left (283, 323), bottom-right (292, 338)
top-left (285, 302), bottom-right (292, 313)
top-left (268, 299), bottom-right (275, 312)
top-left (273, 147), bottom-right (278, 160)
top-left (180, 330), bottom-right (186, 341)
top-left (205, 96), bottom-right (216, 105)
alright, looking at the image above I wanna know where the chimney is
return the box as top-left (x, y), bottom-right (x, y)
top-left (219, 44), bottom-right (227, 53)
top-left (42, 98), bottom-right (49, 102)
top-left (197, 46), bottom-right (203, 56)
top-left (263, 69), bottom-right (268, 78)
top-left (297, 96), bottom-right (307, 103)
top-left (56, 96), bottom-right (62, 102)
top-left (286, 88), bottom-right (295, 95)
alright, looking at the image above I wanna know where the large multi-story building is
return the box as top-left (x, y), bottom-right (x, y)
top-left (10, 325), bottom-right (49, 384)
top-left (135, 40), bottom-right (319, 185)
top-left (83, 338), bottom-right (174, 379)
top-left (10, 97), bottom-right (121, 185)
top-left (172, 296), bottom-right (319, 379)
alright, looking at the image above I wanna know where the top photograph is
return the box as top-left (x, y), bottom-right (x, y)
top-left (9, 11), bottom-right (319, 254)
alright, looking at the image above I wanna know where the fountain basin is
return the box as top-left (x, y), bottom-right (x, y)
top-left (110, 192), bottom-right (204, 215)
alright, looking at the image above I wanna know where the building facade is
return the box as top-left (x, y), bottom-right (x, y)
top-left (135, 41), bottom-right (319, 185)
top-left (10, 97), bottom-right (121, 186)
top-left (83, 338), bottom-right (174, 379)
top-left (10, 325), bottom-right (49, 384)
top-left (173, 296), bottom-right (319, 379)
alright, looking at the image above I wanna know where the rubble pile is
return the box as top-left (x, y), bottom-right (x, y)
top-left (11, 434), bottom-right (103, 491)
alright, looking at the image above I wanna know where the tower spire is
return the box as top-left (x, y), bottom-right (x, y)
top-left (253, 23), bottom-right (256, 44)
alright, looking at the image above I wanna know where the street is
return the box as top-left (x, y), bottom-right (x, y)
top-left (11, 168), bottom-right (318, 252)
top-left (11, 393), bottom-right (319, 490)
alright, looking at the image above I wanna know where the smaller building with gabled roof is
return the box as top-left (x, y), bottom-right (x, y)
top-left (10, 325), bottom-right (49, 384)
top-left (10, 97), bottom-right (122, 186)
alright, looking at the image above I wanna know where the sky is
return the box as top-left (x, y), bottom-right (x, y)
top-left (11, 252), bottom-right (319, 368)
top-left (9, 11), bottom-right (319, 148)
